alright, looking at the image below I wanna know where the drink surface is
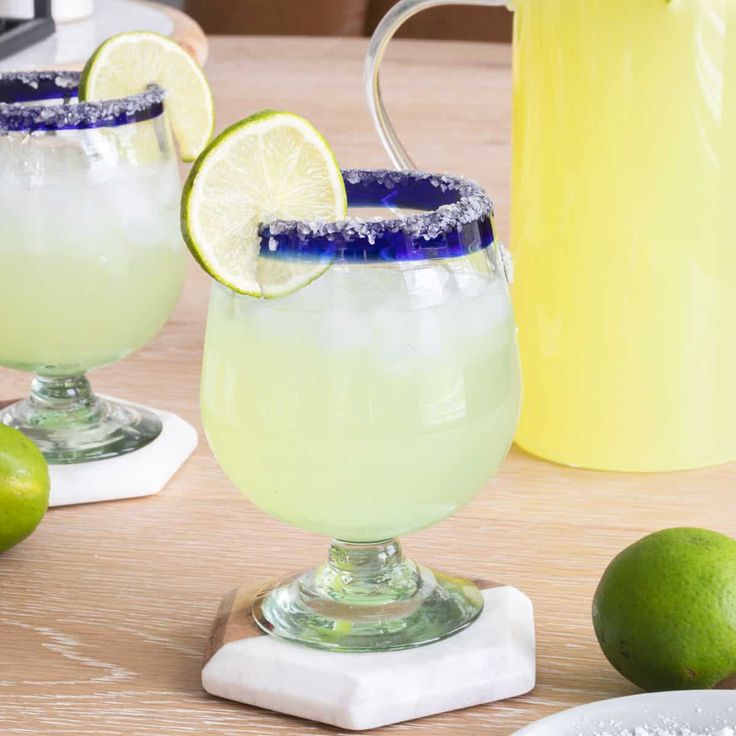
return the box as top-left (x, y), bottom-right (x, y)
top-left (511, 0), bottom-right (736, 470)
top-left (202, 250), bottom-right (521, 542)
top-left (0, 152), bottom-right (185, 375)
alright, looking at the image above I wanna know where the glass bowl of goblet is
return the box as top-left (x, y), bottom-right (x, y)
top-left (201, 169), bottom-right (521, 651)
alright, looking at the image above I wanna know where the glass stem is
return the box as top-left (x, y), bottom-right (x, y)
top-left (26, 374), bottom-right (104, 429)
top-left (314, 538), bottom-right (421, 604)
top-left (1, 373), bottom-right (162, 464)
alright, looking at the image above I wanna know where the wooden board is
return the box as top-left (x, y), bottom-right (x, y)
top-left (0, 35), bottom-right (734, 736)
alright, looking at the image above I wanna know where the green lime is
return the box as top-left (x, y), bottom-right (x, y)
top-left (0, 425), bottom-right (49, 553)
top-left (79, 31), bottom-right (214, 162)
top-left (181, 109), bottom-right (347, 298)
top-left (593, 527), bottom-right (736, 690)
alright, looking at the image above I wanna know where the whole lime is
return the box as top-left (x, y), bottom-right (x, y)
top-left (593, 527), bottom-right (736, 691)
top-left (0, 425), bottom-right (49, 552)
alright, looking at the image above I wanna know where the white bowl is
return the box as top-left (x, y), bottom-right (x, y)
top-left (513, 691), bottom-right (736, 736)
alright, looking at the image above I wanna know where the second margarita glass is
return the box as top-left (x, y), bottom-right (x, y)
top-left (0, 71), bottom-right (186, 463)
top-left (200, 170), bottom-right (521, 651)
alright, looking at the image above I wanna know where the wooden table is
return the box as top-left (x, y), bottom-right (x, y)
top-left (1, 35), bottom-right (733, 736)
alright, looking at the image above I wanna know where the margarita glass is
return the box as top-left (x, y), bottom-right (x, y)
top-left (201, 170), bottom-right (521, 651)
top-left (0, 71), bottom-right (186, 464)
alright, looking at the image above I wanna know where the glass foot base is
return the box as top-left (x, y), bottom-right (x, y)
top-left (0, 374), bottom-right (162, 465)
top-left (252, 539), bottom-right (484, 652)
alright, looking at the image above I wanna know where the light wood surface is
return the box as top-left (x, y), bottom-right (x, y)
top-left (1, 35), bottom-right (733, 736)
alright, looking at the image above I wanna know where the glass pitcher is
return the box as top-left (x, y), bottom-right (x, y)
top-left (367, 0), bottom-right (736, 472)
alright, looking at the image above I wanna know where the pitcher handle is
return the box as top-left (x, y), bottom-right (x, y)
top-left (365, 0), bottom-right (508, 170)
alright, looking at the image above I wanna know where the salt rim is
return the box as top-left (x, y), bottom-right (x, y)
top-left (260, 168), bottom-right (493, 244)
top-left (4, 70), bottom-right (78, 91)
top-left (0, 71), bottom-right (166, 133)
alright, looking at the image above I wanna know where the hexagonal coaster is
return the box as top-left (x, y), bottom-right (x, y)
top-left (0, 398), bottom-right (198, 506)
top-left (49, 403), bottom-right (197, 506)
top-left (202, 581), bottom-right (536, 731)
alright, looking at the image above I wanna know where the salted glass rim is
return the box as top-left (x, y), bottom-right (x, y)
top-left (259, 168), bottom-right (496, 263)
top-left (0, 71), bottom-right (165, 133)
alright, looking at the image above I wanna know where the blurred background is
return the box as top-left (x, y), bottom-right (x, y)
top-left (168, 0), bottom-right (513, 42)
top-left (0, 1), bottom-right (512, 70)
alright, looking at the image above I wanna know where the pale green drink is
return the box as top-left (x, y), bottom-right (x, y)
top-left (0, 159), bottom-right (185, 375)
top-left (201, 250), bottom-right (520, 542)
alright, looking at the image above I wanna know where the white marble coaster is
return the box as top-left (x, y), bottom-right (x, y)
top-left (202, 583), bottom-right (536, 731)
top-left (49, 403), bottom-right (198, 507)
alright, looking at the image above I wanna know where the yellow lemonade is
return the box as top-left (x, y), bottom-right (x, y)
top-left (0, 159), bottom-right (186, 375)
top-left (511, 0), bottom-right (736, 470)
top-left (201, 253), bottom-right (520, 542)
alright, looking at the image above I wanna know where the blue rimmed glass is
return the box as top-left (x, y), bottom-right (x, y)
top-left (201, 169), bottom-right (522, 652)
top-left (0, 71), bottom-right (186, 464)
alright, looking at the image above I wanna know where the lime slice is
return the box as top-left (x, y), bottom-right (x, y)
top-left (181, 110), bottom-right (347, 298)
top-left (79, 31), bottom-right (214, 162)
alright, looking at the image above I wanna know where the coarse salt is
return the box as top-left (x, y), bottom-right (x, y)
top-left (592, 726), bottom-right (735, 736)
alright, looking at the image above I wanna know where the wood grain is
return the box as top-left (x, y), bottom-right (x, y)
top-left (204, 586), bottom-right (263, 665)
top-left (1, 35), bottom-right (734, 735)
